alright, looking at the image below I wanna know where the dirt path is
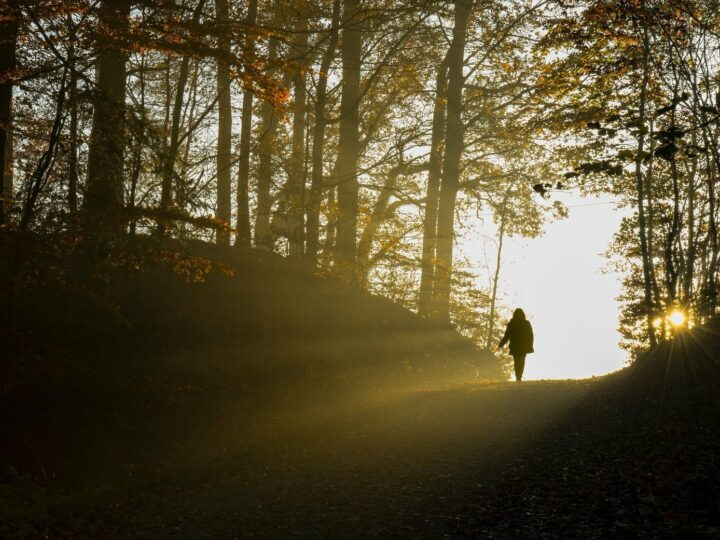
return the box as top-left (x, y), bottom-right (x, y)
top-left (54, 377), bottom-right (720, 539)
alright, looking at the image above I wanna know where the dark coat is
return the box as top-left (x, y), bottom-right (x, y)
top-left (498, 318), bottom-right (534, 355)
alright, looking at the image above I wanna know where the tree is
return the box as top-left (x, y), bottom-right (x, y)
top-left (215, 0), bottom-right (232, 245)
top-left (539, 0), bottom-right (720, 351)
top-left (67, 12), bottom-right (79, 215)
top-left (0, 0), bottom-right (19, 225)
top-left (418, 58), bottom-right (448, 317)
top-left (85, 0), bottom-right (130, 246)
top-left (333, 0), bottom-right (362, 278)
top-left (254, 0), bottom-right (281, 250)
top-left (305, 0), bottom-right (341, 267)
top-left (286, 5), bottom-right (309, 257)
top-left (433, 0), bottom-right (473, 322)
top-left (235, 0), bottom-right (258, 248)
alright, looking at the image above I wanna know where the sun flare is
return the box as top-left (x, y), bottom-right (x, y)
top-left (668, 310), bottom-right (686, 327)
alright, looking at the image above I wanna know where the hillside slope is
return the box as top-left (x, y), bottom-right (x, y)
top-left (1, 236), bottom-right (504, 486)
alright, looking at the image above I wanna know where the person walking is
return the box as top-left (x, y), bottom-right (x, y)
top-left (496, 308), bottom-right (534, 381)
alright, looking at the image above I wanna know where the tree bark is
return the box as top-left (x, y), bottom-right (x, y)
top-left (85, 0), bottom-right (130, 245)
top-left (254, 1), bottom-right (280, 250)
top-left (2, 124), bottom-right (12, 225)
top-left (633, 29), bottom-right (657, 346)
top-left (321, 186), bottom-right (337, 268)
top-left (707, 142), bottom-right (719, 313)
top-left (698, 111), bottom-right (719, 314)
top-left (333, 0), bottom-right (362, 279)
top-left (180, 59), bottom-right (200, 184)
top-left (0, 1), bottom-right (19, 225)
top-left (215, 0), bottom-right (232, 245)
top-left (287, 14), bottom-right (308, 257)
top-left (665, 157), bottom-right (682, 306)
top-left (0, 0), bottom-right (20, 225)
top-left (305, 0), bottom-right (341, 267)
top-left (236, 0), bottom-right (257, 248)
top-left (432, 0), bottom-right (471, 323)
top-left (159, 55), bottom-right (190, 215)
top-left (644, 117), bottom-right (662, 308)
top-left (157, 1), bottom-right (205, 238)
top-left (129, 51), bottom-right (148, 239)
top-left (68, 21), bottom-right (79, 214)
top-left (486, 191), bottom-right (510, 349)
top-left (418, 58), bottom-right (448, 317)
top-left (664, 89), bottom-right (683, 311)
top-left (683, 129), bottom-right (698, 304)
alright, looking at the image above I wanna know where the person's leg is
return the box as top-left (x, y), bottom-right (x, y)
top-left (514, 354), bottom-right (526, 381)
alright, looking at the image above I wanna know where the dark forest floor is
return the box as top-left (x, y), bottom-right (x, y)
top-left (10, 371), bottom-right (719, 539)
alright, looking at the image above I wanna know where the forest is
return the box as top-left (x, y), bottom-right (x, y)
top-left (2, 0), bottom-right (718, 352)
top-left (2, 0), bottom-right (720, 538)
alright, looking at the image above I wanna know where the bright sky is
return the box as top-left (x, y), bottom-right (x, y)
top-left (464, 192), bottom-right (631, 380)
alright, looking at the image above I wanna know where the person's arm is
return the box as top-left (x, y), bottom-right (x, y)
top-left (498, 323), bottom-right (511, 349)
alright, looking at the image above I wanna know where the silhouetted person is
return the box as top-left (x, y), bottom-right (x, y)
top-left (497, 308), bottom-right (534, 381)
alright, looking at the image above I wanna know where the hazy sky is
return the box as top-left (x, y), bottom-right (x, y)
top-left (464, 192), bottom-right (630, 380)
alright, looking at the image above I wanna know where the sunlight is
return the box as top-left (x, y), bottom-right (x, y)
top-left (668, 310), bottom-right (686, 328)
top-left (466, 193), bottom-right (630, 380)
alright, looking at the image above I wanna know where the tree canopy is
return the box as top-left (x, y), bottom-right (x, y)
top-left (3, 0), bottom-right (719, 356)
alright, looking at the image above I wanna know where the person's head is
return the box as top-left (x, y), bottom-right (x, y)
top-left (512, 308), bottom-right (526, 320)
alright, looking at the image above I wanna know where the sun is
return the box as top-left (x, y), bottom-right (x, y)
top-left (668, 310), bottom-right (686, 327)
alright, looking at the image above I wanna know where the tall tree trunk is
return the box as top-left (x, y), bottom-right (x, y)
top-left (486, 191), bottom-right (510, 349)
top-left (333, 0), bottom-right (363, 279)
top-left (633, 29), bottom-right (657, 346)
top-left (180, 59), bottom-right (200, 183)
top-left (665, 158), bottom-right (682, 305)
top-left (159, 55), bottom-right (190, 216)
top-left (158, 1), bottom-right (205, 236)
top-left (129, 51), bottom-right (148, 239)
top-left (287, 14), bottom-right (308, 257)
top-left (215, 0), bottom-right (232, 245)
top-left (0, 1), bottom-right (19, 226)
top-left (305, 0), bottom-right (341, 266)
top-left (254, 99), bottom-right (278, 249)
top-left (321, 186), bottom-right (337, 268)
top-left (255, 1), bottom-right (280, 250)
top-left (85, 0), bottom-right (130, 245)
top-left (645, 117), bottom-right (662, 307)
top-left (707, 150), bottom-right (719, 313)
top-left (683, 129), bottom-right (698, 304)
top-left (418, 58), bottom-right (448, 317)
top-left (432, 0), bottom-right (471, 323)
top-left (2, 124), bottom-right (12, 225)
top-left (67, 23), bottom-right (79, 214)
top-left (702, 118), bottom-right (720, 314)
top-left (664, 89), bottom-right (683, 310)
top-left (236, 0), bottom-right (257, 248)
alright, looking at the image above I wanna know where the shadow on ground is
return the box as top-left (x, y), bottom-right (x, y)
top-left (16, 369), bottom-right (717, 540)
